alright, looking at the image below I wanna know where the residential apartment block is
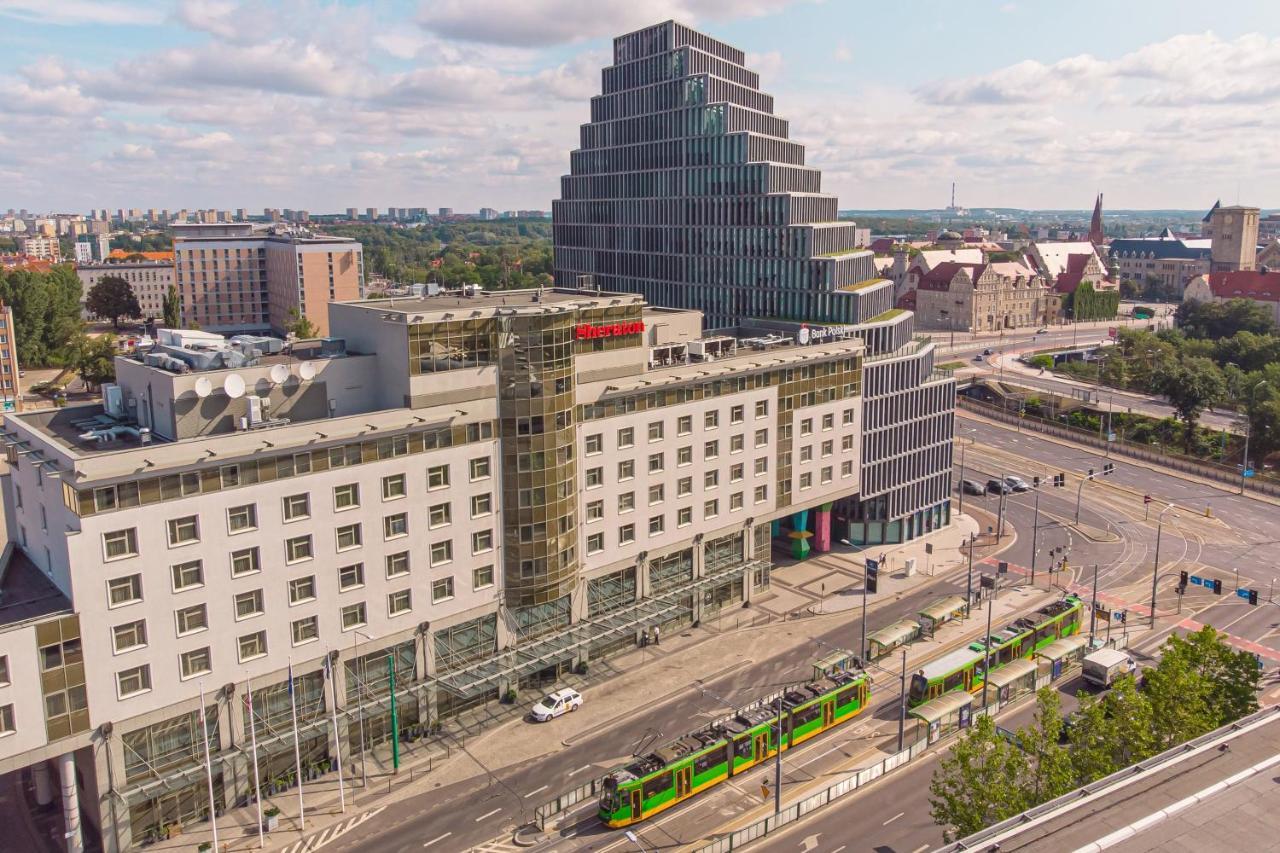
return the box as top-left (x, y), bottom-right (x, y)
top-left (0, 285), bottom-right (897, 850)
top-left (172, 222), bottom-right (364, 337)
top-left (76, 261), bottom-right (174, 321)
top-left (0, 302), bottom-right (19, 412)
top-left (19, 235), bottom-right (61, 261)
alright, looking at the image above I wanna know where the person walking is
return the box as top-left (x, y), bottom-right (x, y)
top-left (652, 625), bottom-right (660, 646)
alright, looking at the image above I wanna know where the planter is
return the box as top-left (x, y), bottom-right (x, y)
top-left (264, 813), bottom-right (280, 832)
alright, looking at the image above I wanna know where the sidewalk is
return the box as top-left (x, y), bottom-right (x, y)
top-left (154, 514), bottom-right (1013, 853)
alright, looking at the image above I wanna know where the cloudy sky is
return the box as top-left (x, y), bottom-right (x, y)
top-left (2, 0), bottom-right (1277, 213)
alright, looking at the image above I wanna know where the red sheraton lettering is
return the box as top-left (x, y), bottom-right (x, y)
top-left (575, 321), bottom-right (646, 340)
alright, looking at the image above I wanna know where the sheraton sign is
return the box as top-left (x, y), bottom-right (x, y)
top-left (575, 321), bottom-right (646, 340)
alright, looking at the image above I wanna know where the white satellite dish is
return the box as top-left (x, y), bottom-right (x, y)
top-left (269, 363), bottom-right (289, 384)
top-left (299, 362), bottom-right (317, 380)
top-left (223, 374), bottom-right (246, 399)
top-left (194, 377), bottom-right (213, 398)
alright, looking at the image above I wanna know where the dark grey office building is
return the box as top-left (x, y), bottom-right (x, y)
top-left (554, 20), bottom-right (955, 546)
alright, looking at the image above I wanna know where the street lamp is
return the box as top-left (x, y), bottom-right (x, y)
top-left (1241, 380), bottom-right (1270, 495)
top-left (1150, 504), bottom-right (1181, 627)
top-left (956, 427), bottom-right (977, 515)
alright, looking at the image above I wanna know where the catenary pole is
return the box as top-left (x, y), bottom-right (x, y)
top-left (198, 683), bottom-right (219, 853)
top-left (245, 674), bottom-right (265, 847)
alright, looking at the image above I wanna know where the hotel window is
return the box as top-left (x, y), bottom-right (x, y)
top-left (704, 499), bottom-right (719, 518)
top-left (382, 473), bottom-right (406, 500)
top-left (677, 506), bottom-right (693, 527)
top-left (288, 576), bottom-right (316, 604)
top-left (730, 492), bottom-right (744, 511)
top-left (730, 463), bottom-right (744, 482)
top-left (648, 484), bottom-right (665, 505)
top-left (704, 470), bottom-right (719, 489)
top-left (103, 528), bottom-right (138, 560)
top-left (842, 434), bottom-right (854, 451)
top-left (227, 503), bottom-right (257, 533)
top-left (730, 405), bottom-right (744, 424)
top-left (0, 656), bottom-right (8, 686)
top-left (167, 515), bottom-right (199, 546)
top-left (178, 647), bottom-right (211, 679)
top-left (648, 421), bottom-right (664, 441)
top-left (430, 540), bottom-right (453, 566)
top-left (799, 472), bottom-right (813, 489)
top-left (649, 515), bottom-right (664, 536)
top-left (754, 457), bottom-right (769, 475)
top-left (0, 704), bottom-right (12, 736)
top-left (705, 411), bottom-right (719, 429)
top-left (585, 433), bottom-right (603, 454)
top-left (388, 589), bottom-right (412, 616)
top-left (238, 631), bottom-right (267, 661)
top-left (108, 574), bottom-right (143, 607)
top-left (586, 499), bottom-right (604, 521)
top-left (291, 617), bottom-right (319, 646)
top-left (822, 440), bottom-right (834, 457)
top-left (385, 551), bottom-right (410, 578)
top-left (231, 546), bottom-right (260, 577)
top-left (334, 483), bottom-right (360, 510)
top-left (677, 477), bottom-right (693, 497)
top-left (800, 418), bottom-right (813, 436)
top-left (822, 413), bottom-right (834, 430)
top-left (176, 603), bottom-right (208, 635)
top-left (469, 457), bottom-right (491, 480)
top-left (341, 602), bottom-right (368, 631)
top-left (705, 440), bottom-right (719, 459)
top-left (842, 408), bottom-right (855, 425)
top-left (428, 502), bottom-right (451, 528)
top-left (617, 427), bottom-right (634, 448)
top-left (586, 466), bottom-right (603, 488)
top-left (587, 532), bottom-right (605, 554)
top-left (618, 460), bottom-right (635, 480)
top-left (117, 665), bottom-right (152, 698)
top-left (800, 445), bottom-right (813, 462)
top-left (427, 464), bottom-right (450, 489)
top-left (618, 523), bottom-right (636, 545)
top-left (755, 400), bottom-right (769, 418)
top-left (336, 523), bottom-right (362, 551)
top-left (470, 493), bottom-right (492, 517)
top-left (677, 446), bottom-right (692, 466)
top-left (677, 415), bottom-right (693, 435)
top-left (234, 589), bottom-right (264, 620)
top-left (338, 563), bottom-right (365, 591)
top-left (473, 565), bottom-right (494, 590)
top-left (821, 466), bottom-right (833, 484)
top-left (286, 534), bottom-right (313, 563)
top-left (112, 620), bottom-right (147, 653)
top-left (431, 577), bottom-right (455, 603)
top-left (755, 428), bottom-right (768, 448)
top-left (754, 485), bottom-right (768, 503)
top-left (283, 493), bottom-right (310, 521)
top-left (171, 560), bottom-right (203, 591)
top-left (472, 529), bottom-right (494, 554)
top-left (648, 452), bottom-right (664, 473)
top-left (618, 492), bottom-right (635, 512)
top-left (730, 434), bottom-right (744, 453)
top-left (384, 512), bottom-right (408, 539)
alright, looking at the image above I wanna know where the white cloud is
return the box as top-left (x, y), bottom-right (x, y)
top-left (833, 41), bottom-right (851, 63)
top-left (0, 0), bottom-right (162, 26)
top-left (111, 144), bottom-right (157, 162)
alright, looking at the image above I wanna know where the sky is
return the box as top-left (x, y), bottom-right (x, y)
top-left (2, 0), bottom-right (1279, 214)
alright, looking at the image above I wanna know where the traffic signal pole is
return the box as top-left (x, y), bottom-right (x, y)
top-left (1029, 486), bottom-right (1041, 585)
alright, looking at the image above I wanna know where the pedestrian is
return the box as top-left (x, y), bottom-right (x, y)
top-left (652, 625), bottom-right (660, 646)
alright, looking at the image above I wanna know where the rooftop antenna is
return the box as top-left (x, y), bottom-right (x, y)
top-left (951, 181), bottom-right (956, 210)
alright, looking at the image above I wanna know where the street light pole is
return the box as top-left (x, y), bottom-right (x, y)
top-left (1090, 563), bottom-right (1100, 637)
top-left (1074, 470), bottom-right (1094, 525)
top-left (966, 534), bottom-right (976, 618)
top-left (1029, 485), bottom-right (1041, 585)
top-left (1241, 380), bottom-right (1270, 495)
top-left (897, 648), bottom-right (907, 752)
top-left (958, 439), bottom-right (968, 516)
top-left (996, 470), bottom-right (1008, 539)
top-left (1150, 504), bottom-right (1179, 627)
top-left (773, 692), bottom-right (783, 816)
top-left (981, 580), bottom-right (995, 710)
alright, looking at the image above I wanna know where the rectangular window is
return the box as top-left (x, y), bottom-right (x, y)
top-left (648, 421), bottom-right (664, 441)
top-left (338, 563), bottom-right (365, 591)
top-left (238, 631), bottom-right (267, 661)
top-left (234, 588), bottom-right (264, 620)
top-left (649, 514), bottom-right (664, 535)
top-left (730, 492), bottom-right (744, 511)
top-left (103, 528), bottom-right (138, 560)
top-left (842, 434), bottom-right (854, 451)
top-left (473, 565), bottom-right (494, 589)
top-left (384, 512), bottom-right (408, 539)
top-left (841, 460), bottom-right (854, 477)
top-left (617, 427), bottom-right (634, 448)
top-left (704, 499), bottom-right (719, 518)
top-left (430, 540), bottom-right (453, 565)
top-left (842, 408), bottom-right (855, 425)
top-left (730, 434), bottom-right (744, 453)
top-left (472, 529), bottom-right (494, 554)
top-left (587, 532), bottom-right (604, 554)
top-left (289, 576), bottom-right (316, 604)
top-left (705, 411), bottom-right (719, 429)
top-left (336, 523), bottom-right (362, 551)
top-left (821, 466), bottom-right (833, 484)
top-left (431, 577), bottom-right (455, 603)
top-left (586, 466), bottom-right (603, 488)
top-left (117, 664), bottom-right (151, 698)
top-left (730, 463), bottom-right (744, 482)
top-left (677, 476), bottom-right (693, 497)
top-left (822, 413), bottom-right (834, 430)
top-left (0, 656), bottom-right (8, 686)
top-left (175, 603), bottom-right (207, 635)
top-left (469, 457), bottom-right (491, 481)
top-left (677, 415), bottom-right (692, 435)
top-left (799, 472), bottom-right (813, 489)
top-left (730, 404), bottom-right (744, 424)
top-left (286, 534), bottom-right (313, 562)
top-left (705, 440), bottom-right (719, 459)
top-left (112, 619), bottom-right (147, 653)
top-left (382, 473), bottom-right (406, 500)
top-left (677, 445), bottom-right (693, 466)
top-left (648, 452), bottom-right (664, 473)
top-left (0, 704), bottom-right (13, 735)
top-left (755, 400), bottom-right (769, 418)
top-left (677, 506), bottom-right (693, 527)
top-left (586, 500), bottom-right (604, 521)
top-left (388, 589), bottom-right (412, 616)
top-left (180, 647), bottom-right (212, 678)
top-left (618, 492), bottom-right (635, 513)
top-left (704, 470), bottom-right (719, 489)
top-left (165, 515), bottom-right (199, 547)
top-left (754, 485), bottom-right (768, 503)
top-left (800, 418), bottom-right (813, 436)
top-left (427, 464), bottom-right (450, 489)
top-left (755, 428), bottom-right (768, 448)
top-left (754, 457), bottom-right (769, 475)
top-left (334, 483), bottom-right (360, 510)
top-left (618, 523), bottom-right (635, 544)
top-left (291, 616), bottom-right (319, 646)
top-left (618, 459), bottom-right (635, 480)
top-left (470, 493), bottom-right (492, 517)
top-left (227, 504), bottom-right (257, 533)
top-left (171, 560), bottom-right (203, 591)
top-left (108, 574), bottom-right (143, 607)
top-left (428, 502), bottom-right (451, 527)
top-left (648, 484), bottom-right (664, 505)
top-left (800, 445), bottom-right (813, 462)
top-left (385, 551), bottom-right (410, 578)
top-left (585, 433), bottom-right (603, 454)
top-left (283, 493), bottom-right (310, 521)
top-left (231, 546), bottom-right (260, 577)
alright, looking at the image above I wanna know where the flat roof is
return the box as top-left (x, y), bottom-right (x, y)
top-left (345, 287), bottom-right (647, 315)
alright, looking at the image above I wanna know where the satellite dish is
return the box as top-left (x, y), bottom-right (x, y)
top-left (269, 363), bottom-right (289, 384)
top-left (194, 377), bottom-right (213, 398)
top-left (299, 362), bottom-right (317, 380)
top-left (223, 374), bottom-right (246, 399)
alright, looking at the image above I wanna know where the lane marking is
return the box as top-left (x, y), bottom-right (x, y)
top-left (567, 763), bottom-right (592, 777)
top-left (475, 807), bottom-right (503, 822)
top-left (524, 784), bottom-right (550, 798)
top-left (911, 845), bottom-right (931, 853)
top-left (883, 811), bottom-right (904, 825)
top-left (831, 846), bottom-right (847, 853)
top-left (423, 832), bottom-right (452, 847)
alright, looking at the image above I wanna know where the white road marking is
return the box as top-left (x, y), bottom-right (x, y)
top-left (475, 807), bottom-right (503, 822)
top-left (524, 785), bottom-right (549, 798)
top-left (910, 845), bottom-right (931, 853)
top-left (423, 832), bottom-right (452, 847)
top-left (567, 763), bottom-right (592, 777)
top-left (831, 847), bottom-right (846, 853)
top-left (883, 811), bottom-right (904, 825)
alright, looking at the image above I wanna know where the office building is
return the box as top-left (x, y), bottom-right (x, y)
top-left (172, 223), bottom-right (364, 336)
top-left (77, 261), bottom-right (174, 320)
top-left (554, 20), bottom-right (955, 546)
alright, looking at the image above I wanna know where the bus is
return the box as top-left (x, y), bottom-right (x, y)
top-left (597, 668), bottom-right (871, 827)
top-left (907, 596), bottom-right (1083, 707)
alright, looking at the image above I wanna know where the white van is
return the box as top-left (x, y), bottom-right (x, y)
top-left (1082, 648), bottom-right (1137, 689)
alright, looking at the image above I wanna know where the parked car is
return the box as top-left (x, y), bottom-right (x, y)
top-left (962, 479), bottom-right (986, 495)
top-left (1036, 327), bottom-right (1048, 334)
top-left (1004, 475), bottom-right (1031, 492)
top-left (986, 478), bottom-right (1012, 494)
top-left (982, 347), bottom-right (993, 355)
top-left (972, 354), bottom-right (985, 362)
top-left (530, 688), bottom-right (583, 722)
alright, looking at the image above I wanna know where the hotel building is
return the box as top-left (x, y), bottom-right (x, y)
top-left (76, 261), bottom-right (175, 321)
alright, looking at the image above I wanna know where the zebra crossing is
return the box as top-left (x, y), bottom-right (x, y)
top-left (279, 805), bottom-right (387, 853)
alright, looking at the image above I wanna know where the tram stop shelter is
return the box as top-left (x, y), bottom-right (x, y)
top-left (865, 619), bottom-right (920, 660)
top-left (811, 649), bottom-right (859, 680)
top-left (1035, 634), bottom-right (1089, 681)
top-left (984, 658), bottom-right (1038, 709)
top-left (909, 691), bottom-right (973, 745)
top-left (917, 595), bottom-right (967, 637)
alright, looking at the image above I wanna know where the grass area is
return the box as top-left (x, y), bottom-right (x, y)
top-left (937, 361), bottom-right (967, 371)
top-left (867, 308), bottom-right (907, 322)
top-left (837, 278), bottom-right (887, 292)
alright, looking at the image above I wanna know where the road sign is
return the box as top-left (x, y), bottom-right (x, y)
top-left (1190, 576), bottom-right (1204, 587)
top-left (1116, 610), bottom-right (1126, 624)
top-left (1237, 588), bottom-right (1251, 600)
top-left (1144, 494), bottom-right (1152, 504)
top-left (865, 559), bottom-right (879, 594)
top-left (1108, 327), bottom-right (1118, 339)
top-left (1244, 469), bottom-right (1255, 478)
top-left (1107, 433), bottom-right (1116, 442)
top-left (998, 561), bottom-right (1009, 574)
top-left (980, 575), bottom-right (997, 590)
top-left (925, 543), bottom-right (934, 555)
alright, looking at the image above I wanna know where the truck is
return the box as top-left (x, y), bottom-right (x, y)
top-left (1082, 648), bottom-right (1137, 689)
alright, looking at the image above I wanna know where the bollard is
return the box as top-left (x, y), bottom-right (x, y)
top-left (1205, 504), bottom-right (1212, 518)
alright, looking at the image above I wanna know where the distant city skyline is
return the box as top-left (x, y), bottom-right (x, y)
top-left (2, 0), bottom-right (1278, 212)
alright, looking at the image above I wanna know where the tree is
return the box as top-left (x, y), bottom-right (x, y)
top-left (1015, 689), bottom-right (1074, 803)
top-left (1247, 392), bottom-right (1280, 469)
top-left (285, 307), bottom-right (318, 339)
top-left (1177, 298), bottom-right (1275, 339)
top-left (85, 276), bottom-right (141, 328)
top-left (1155, 357), bottom-right (1226, 452)
top-left (162, 285), bottom-right (181, 329)
top-left (69, 333), bottom-right (117, 388)
top-left (1157, 625), bottom-right (1260, 727)
top-left (1066, 689), bottom-right (1116, 785)
top-left (0, 265), bottom-right (84, 366)
top-left (929, 714), bottom-right (1029, 840)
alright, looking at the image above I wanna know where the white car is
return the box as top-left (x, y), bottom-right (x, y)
top-left (530, 688), bottom-right (583, 722)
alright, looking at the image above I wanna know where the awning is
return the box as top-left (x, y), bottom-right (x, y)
top-left (867, 619), bottom-right (920, 649)
top-left (1035, 634), bottom-right (1089, 662)
top-left (909, 690), bottom-right (973, 724)
top-left (985, 658), bottom-right (1037, 689)
top-left (918, 595), bottom-right (967, 623)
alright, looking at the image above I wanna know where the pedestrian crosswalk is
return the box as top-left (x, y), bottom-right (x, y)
top-left (279, 805), bottom-right (386, 853)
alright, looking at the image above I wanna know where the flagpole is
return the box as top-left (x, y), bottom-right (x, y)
top-left (198, 683), bottom-right (220, 852)
top-left (288, 661), bottom-right (306, 828)
top-left (326, 653), bottom-right (346, 813)
top-left (245, 675), bottom-right (265, 847)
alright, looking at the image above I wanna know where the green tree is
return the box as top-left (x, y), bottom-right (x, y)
top-left (1158, 625), bottom-right (1260, 727)
top-left (1155, 357), bottom-right (1226, 452)
top-left (929, 714), bottom-right (1029, 840)
top-left (1177, 298), bottom-right (1275, 339)
top-left (285, 307), bottom-right (319, 339)
top-left (1246, 391), bottom-right (1280, 468)
top-left (162, 285), bottom-right (181, 328)
top-left (1066, 689), bottom-right (1117, 784)
top-left (69, 333), bottom-right (117, 388)
top-left (0, 265), bottom-right (84, 366)
top-left (1015, 689), bottom-right (1075, 803)
top-left (85, 275), bottom-right (141, 328)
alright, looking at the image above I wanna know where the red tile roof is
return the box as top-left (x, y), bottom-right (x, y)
top-left (1207, 270), bottom-right (1280, 302)
top-left (869, 237), bottom-right (895, 254)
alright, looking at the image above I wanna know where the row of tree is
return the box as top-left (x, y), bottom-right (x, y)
top-left (930, 626), bottom-right (1261, 840)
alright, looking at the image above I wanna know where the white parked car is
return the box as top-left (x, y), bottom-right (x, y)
top-left (530, 688), bottom-right (583, 722)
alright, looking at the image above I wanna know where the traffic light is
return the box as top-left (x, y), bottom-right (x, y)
top-left (1213, 579), bottom-right (1223, 595)
top-left (1145, 494), bottom-right (1152, 505)
top-left (1249, 589), bottom-right (1259, 606)
top-left (1088, 468), bottom-right (1095, 477)
top-left (1104, 462), bottom-right (1115, 474)
top-left (1053, 472), bottom-right (1066, 487)
top-left (1179, 570), bottom-right (1188, 586)
top-left (865, 559), bottom-right (879, 594)
top-left (1033, 475), bottom-right (1041, 488)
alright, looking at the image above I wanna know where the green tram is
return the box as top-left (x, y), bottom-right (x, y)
top-left (598, 668), bottom-right (871, 827)
top-left (907, 596), bottom-right (1082, 708)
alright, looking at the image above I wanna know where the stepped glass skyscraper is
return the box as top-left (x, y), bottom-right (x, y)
top-left (555, 20), bottom-right (956, 547)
